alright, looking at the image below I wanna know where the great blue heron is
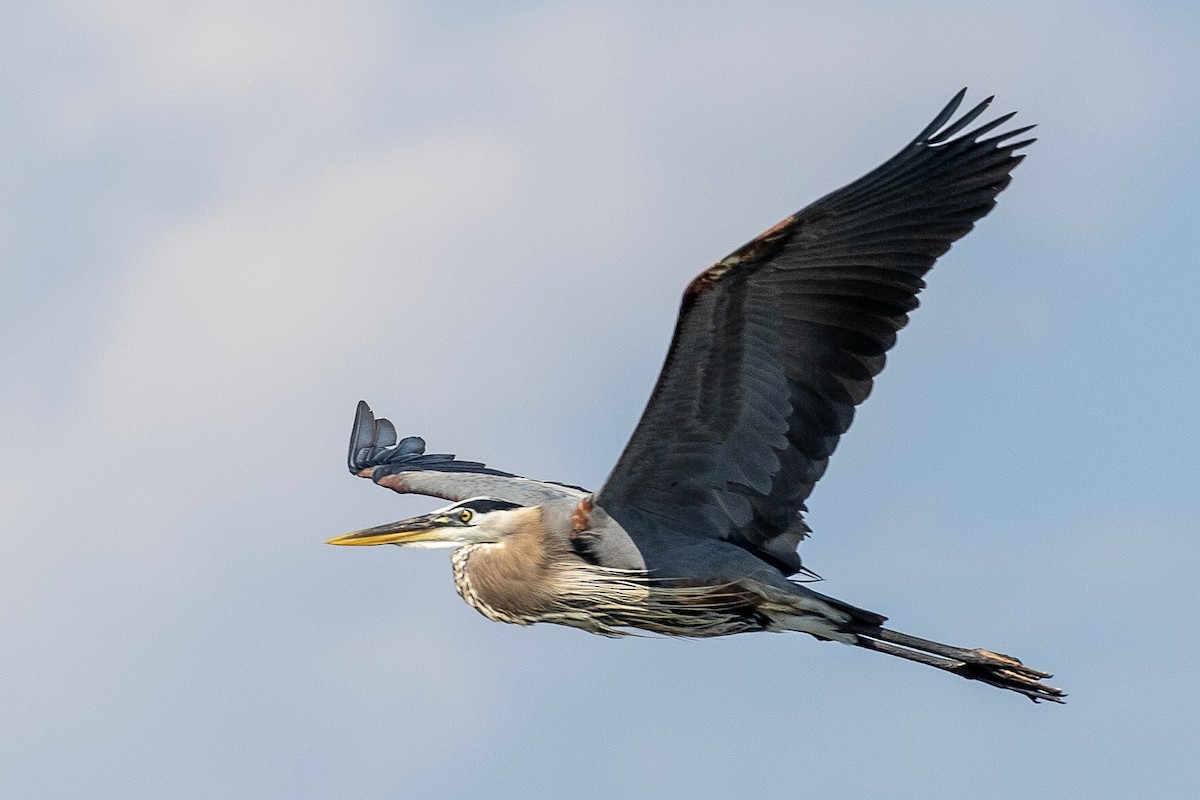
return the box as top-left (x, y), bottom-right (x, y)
top-left (328, 90), bottom-right (1063, 702)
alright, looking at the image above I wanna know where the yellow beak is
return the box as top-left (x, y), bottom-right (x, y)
top-left (325, 513), bottom-right (454, 546)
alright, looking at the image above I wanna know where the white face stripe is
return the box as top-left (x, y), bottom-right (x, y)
top-left (401, 540), bottom-right (462, 549)
top-left (405, 497), bottom-right (526, 547)
top-left (433, 497), bottom-right (525, 515)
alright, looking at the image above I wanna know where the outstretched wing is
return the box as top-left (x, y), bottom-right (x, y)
top-left (595, 90), bottom-right (1035, 575)
top-left (348, 401), bottom-right (588, 505)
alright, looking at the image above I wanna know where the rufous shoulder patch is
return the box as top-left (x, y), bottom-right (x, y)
top-left (570, 496), bottom-right (595, 538)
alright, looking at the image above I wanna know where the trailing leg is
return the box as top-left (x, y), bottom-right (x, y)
top-left (849, 624), bottom-right (1065, 703)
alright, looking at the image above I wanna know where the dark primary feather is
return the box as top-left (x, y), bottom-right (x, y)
top-left (595, 90), bottom-right (1034, 576)
top-left (348, 400), bottom-right (516, 478)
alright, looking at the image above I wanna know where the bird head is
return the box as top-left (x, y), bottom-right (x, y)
top-left (326, 497), bottom-right (526, 548)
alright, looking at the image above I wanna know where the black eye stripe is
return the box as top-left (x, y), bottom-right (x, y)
top-left (453, 498), bottom-right (523, 514)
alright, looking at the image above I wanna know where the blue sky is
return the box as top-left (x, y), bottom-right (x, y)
top-left (3, 2), bottom-right (1198, 798)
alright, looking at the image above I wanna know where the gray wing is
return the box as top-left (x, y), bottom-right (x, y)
top-left (349, 401), bottom-right (588, 505)
top-left (594, 90), bottom-right (1034, 576)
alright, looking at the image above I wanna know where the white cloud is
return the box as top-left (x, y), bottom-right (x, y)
top-left (28, 1), bottom-right (399, 148)
top-left (84, 132), bottom-right (519, 436)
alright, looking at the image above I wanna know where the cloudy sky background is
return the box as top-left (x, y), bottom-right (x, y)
top-left (3, 2), bottom-right (1198, 797)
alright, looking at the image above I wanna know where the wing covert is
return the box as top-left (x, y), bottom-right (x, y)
top-left (349, 401), bottom-right (588, 506)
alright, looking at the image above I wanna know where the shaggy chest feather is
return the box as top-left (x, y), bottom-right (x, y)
top-left (449, 538), bottom-right (762, 638)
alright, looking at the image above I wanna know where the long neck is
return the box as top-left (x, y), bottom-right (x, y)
top-left (450, 506), bottom-right (575, 625)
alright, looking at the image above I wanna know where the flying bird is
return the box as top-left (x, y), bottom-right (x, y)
top-left (328, 90), bottom-right (1063, 702)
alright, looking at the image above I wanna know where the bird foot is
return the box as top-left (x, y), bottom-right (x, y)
top-left (952, 650), bottom-right (1064, 703)
top-left (965, 648), bottom-right (1053, 680)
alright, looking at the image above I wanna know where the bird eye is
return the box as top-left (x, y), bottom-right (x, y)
top-left (459, 509), bottom-right (473, 523)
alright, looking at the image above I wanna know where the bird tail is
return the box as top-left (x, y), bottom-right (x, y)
top-left (791, 583), bottom-right (889, 627)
